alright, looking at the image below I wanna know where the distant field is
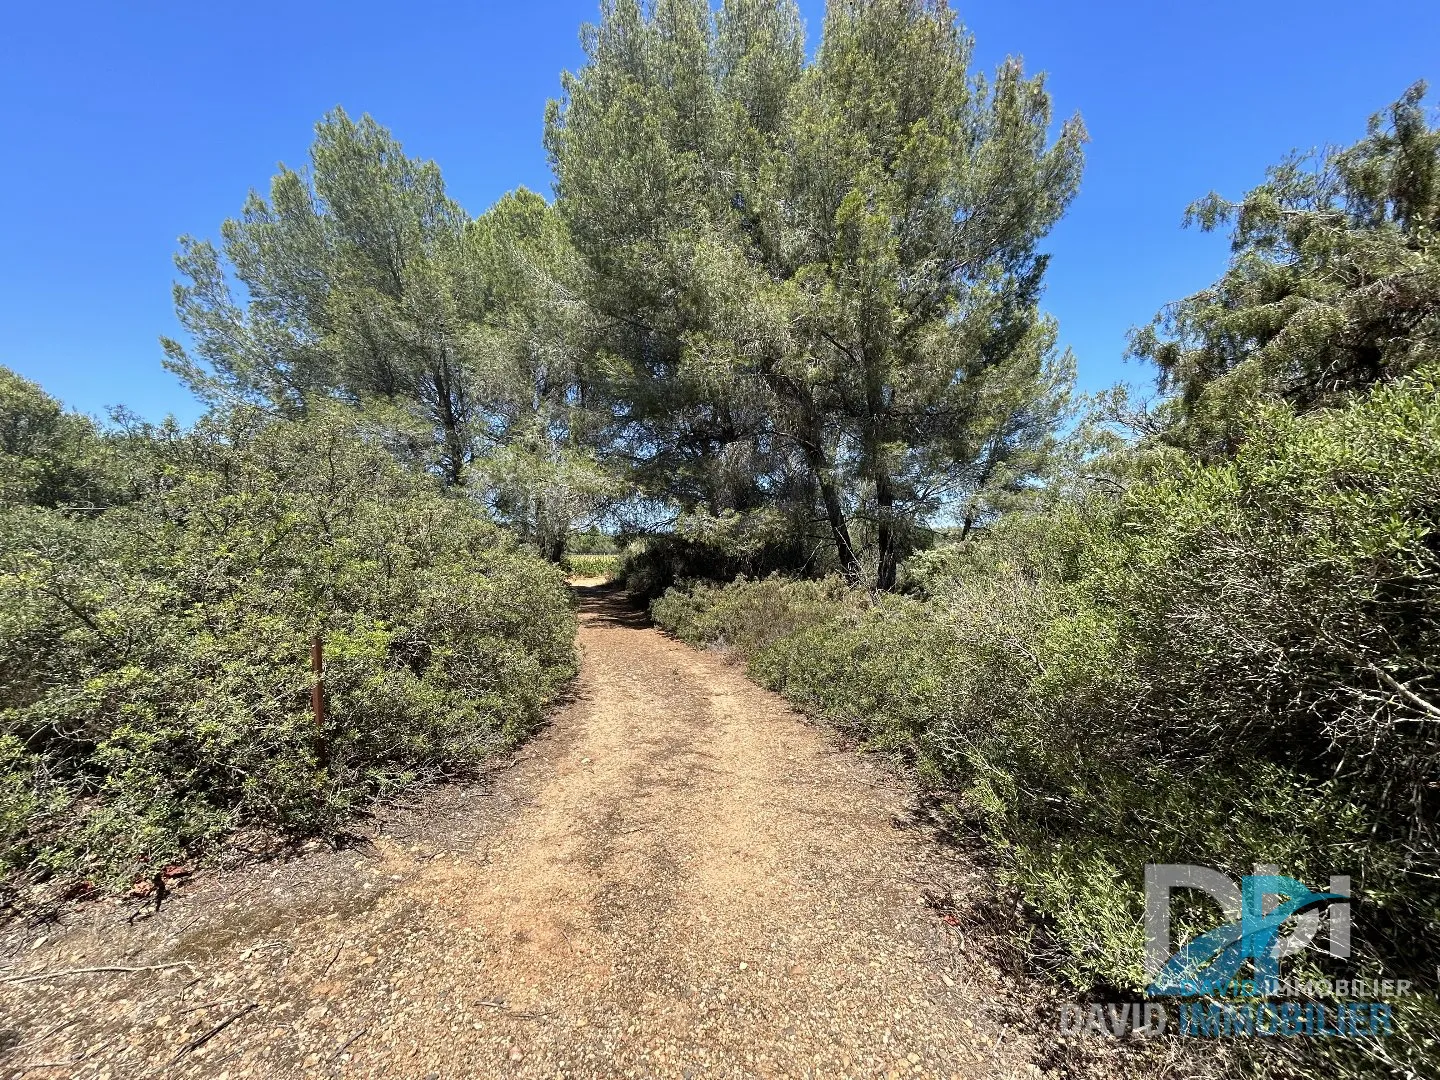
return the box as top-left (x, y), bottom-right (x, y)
top-left (565, 553), bottom-right (620, 580)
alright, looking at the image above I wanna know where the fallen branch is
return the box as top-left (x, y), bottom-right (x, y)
top-left (329, 1030), bottom-right (367, 1061)
top-left (169, 1002), bottom-right (257, 1063)
top-left (1366, 663), bottom-right (1440, 720)
top-left (316, 945), bottom-right (343, 980)
top-left (3, 962), bottom-right (197, 985)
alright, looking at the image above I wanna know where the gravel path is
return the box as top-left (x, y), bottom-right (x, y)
top-left (0, 582), bottom-right (1147, 1079)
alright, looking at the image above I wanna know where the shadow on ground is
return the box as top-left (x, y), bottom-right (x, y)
top-left (571, 580), bottom-right (651, 629)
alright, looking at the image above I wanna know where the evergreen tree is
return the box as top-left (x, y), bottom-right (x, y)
top-left (164, 115), bottom-right (615, 556)
top-left (469, 189), bottom-right (619, 559)
top-left (547, 0), bottom-right (1084, 588)
top-left (164, 109), bottom-right (484, 485)
top-left (1131, 82), bottom-right (1440, 459)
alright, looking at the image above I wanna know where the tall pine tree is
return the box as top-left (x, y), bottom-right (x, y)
top-left (547, 0), bottom-right (1084, 587)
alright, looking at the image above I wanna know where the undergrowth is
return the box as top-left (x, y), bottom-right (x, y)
top-left (0, 386), bottom-right (577, 892)
top-left (652, 370), bottom-right (1440, 1080)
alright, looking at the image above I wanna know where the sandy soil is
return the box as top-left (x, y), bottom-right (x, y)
top-left (0, 582), bottom-right (1147, 1079)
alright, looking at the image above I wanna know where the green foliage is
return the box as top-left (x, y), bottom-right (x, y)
top-left (0, 368), bottom-right (116, 509)
top-left (0, 388), bottom-right (576, 886)
top-left (652, 367), bottom-right (1440, 1077)
top-left (616, 522), bottom-right (822, 602)
top-left (479, 429), bottom-right (622, 563)
top-left (165, 108), bottom-right (478, 481)
top-left (1131, 82), bottom-right (1440, 459)
top-left (548, 0), bottom-right (1084, 588)
top-left (652, 574), bottom-right (853, 657)
top-left (566, 529), bottom-right (619, 555)
top-left (562, 553), bottom-right (620, 580)
top-left (166, 2), bottom-right (1092, 584)
top-left (467, 188), bottom-right (620, 557)
top-left (166, 115), bottom-right (616, 558)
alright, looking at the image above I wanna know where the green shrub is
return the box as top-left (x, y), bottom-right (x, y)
top-left (619, 516), bottom-right (826, 602)
top-left (566, 530), bottom-right (619, 555)
top-left (0, 403), bottom-right (577, 887)
top-left (0, 367), bottom-right (115, 509)
top-left (651, 370), bottom-right (1440, 1078)
top-left (652, 575), bottom-right (851, 655)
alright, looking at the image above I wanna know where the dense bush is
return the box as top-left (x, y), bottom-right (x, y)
top-left (653, 368), bottom-right (1440, 1077)
top-left (566, 530), bottom-right (619, 556)
top-left (0, 390), bottom-right (576, 887)
top-left (0, 367), bottom-right (114, 509)
top-left (618, 521), bottom-right (829, 603)
top-left (652, 575), bottom-right (853, 658)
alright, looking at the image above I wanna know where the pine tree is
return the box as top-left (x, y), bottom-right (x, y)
top-left (1130, 82), bottom-right (1440, 459)
top-left (164, 109), bottom-right (482, 485)
top-left (547, 0), bottom-right (1084, 587)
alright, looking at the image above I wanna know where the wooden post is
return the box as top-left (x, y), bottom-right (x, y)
top-left (311, 634), bottom-right (327, 769)
top-left (311, 634), bottom-right (325, 728)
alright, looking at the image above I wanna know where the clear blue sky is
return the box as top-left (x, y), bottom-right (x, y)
top-left (3, 1), bottom-right (1437, 423)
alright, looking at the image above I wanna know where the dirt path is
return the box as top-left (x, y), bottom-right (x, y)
top-left (0, 583), bottom-right (1071, 1079)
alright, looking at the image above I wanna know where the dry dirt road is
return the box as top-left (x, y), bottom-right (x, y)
top-left (0, 582), bottom-right (1099, 1080)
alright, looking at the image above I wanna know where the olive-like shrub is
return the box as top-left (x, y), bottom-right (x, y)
top-left (653, 368), bottom-right (1440, 1079)
top-left (0, 389), bottom-right (576, 887)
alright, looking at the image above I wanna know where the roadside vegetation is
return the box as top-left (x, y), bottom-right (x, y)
top-left (563, 553), bottom-right (621, 580)
top-left (0, 374), bottom-right (575, 891)
top-left (2, 2), bottom-right (1435, 1076)
top-left (653, 83), bottom-right (1440, 1079)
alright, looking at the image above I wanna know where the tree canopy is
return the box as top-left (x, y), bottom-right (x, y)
top-left (163, 4), bottom-right (1086, 588)
top-left (547, 0), bottom-right (1084, 587)
top-left (165, 111), bottom-right (613, 549)
top-left (1131, 80), bottom-right (1440, 459)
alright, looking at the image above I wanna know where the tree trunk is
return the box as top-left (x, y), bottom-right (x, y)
top-left (544, 532), bottom-right (567, 565)
top-left (864, 353), bottom-right (899, 591)
top-left (819, 473), bottom-right (862, 584)
top-left (431, 366), bottom-right (466, 487)
top-left (874, 475), bottom-right (899, 592)
top-left (802, 436), bottom-right (861, 584)
top-left (789, 381), bottom-right (862, 584)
